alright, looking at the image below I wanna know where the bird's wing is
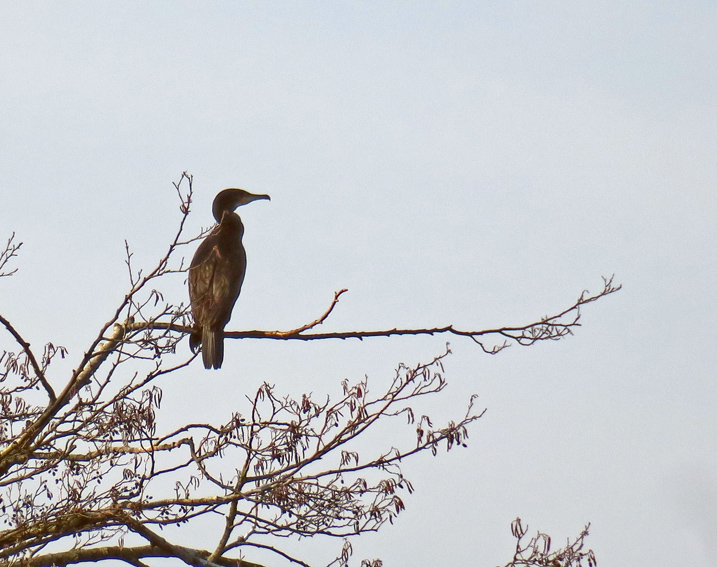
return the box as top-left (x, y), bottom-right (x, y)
top-left (189, 234), bottom-right (223, 328)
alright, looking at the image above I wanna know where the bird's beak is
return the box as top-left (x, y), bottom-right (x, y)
top-left (243, 192), bottom-right (270, 205)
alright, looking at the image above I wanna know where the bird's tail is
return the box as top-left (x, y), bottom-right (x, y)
top-left (201, 327), bottom-right (224, 370)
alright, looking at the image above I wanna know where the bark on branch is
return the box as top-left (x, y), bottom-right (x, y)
top-left (9, 544), bottom-right (266, 567)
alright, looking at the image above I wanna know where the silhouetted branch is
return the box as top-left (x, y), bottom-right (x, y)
top-left (281, 288), bottom-right (349, 334)
top-left (234, 541), bottom-right (311, 567)
top-left (124, 275), bottom-right (620, 356)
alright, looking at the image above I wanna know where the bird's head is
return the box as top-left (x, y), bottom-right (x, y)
top-left (212, 188), bottom-right (271, 222)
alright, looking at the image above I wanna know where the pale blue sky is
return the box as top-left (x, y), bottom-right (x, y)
top-left (1, 3), bottom-right (716, 566)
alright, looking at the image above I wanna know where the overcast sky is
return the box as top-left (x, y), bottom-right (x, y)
top-left (1, 3), bottom-right (715, 566)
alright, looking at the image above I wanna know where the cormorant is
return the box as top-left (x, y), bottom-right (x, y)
top-left (189, 188), bottom-right (270, 369)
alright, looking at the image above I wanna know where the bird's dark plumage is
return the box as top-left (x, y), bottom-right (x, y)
top-left (189, 189), bottom-right (269, 369)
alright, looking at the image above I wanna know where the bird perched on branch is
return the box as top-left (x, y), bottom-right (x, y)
top-left (189, 188), bottom-right (270, 369)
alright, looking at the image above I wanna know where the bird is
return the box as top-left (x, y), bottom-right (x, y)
top-left (188, 188), bottom-right (270, 369)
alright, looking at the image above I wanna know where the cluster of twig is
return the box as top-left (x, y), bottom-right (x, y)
top-left (500, 518), bottom-right (596, 567)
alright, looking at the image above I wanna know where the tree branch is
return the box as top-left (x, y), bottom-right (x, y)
top-left (125, 275), bottom-right (620, 354)
top-left (233, 541), bottom-right (311, 567)
top-left (8, 545), bottom-right (267, 567)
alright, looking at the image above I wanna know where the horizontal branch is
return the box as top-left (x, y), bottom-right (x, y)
top-left (9, 544), bottom-right (266, 567)
top-left (126, 276), bottom-right (620, 354)
top-left (32, 438), bottom-right (191, 462)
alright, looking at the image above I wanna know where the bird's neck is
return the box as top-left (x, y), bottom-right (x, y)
top-left (218, 211), bottom-right (244, 239)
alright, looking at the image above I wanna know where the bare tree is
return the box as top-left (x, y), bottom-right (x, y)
top-left (0, 173), bottom-right (616, 567)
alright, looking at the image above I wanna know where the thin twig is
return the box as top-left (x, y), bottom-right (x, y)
top-left (0, 313), bottom-right (56, 402)
top-left (0, 233), bottom-right (22, 277)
